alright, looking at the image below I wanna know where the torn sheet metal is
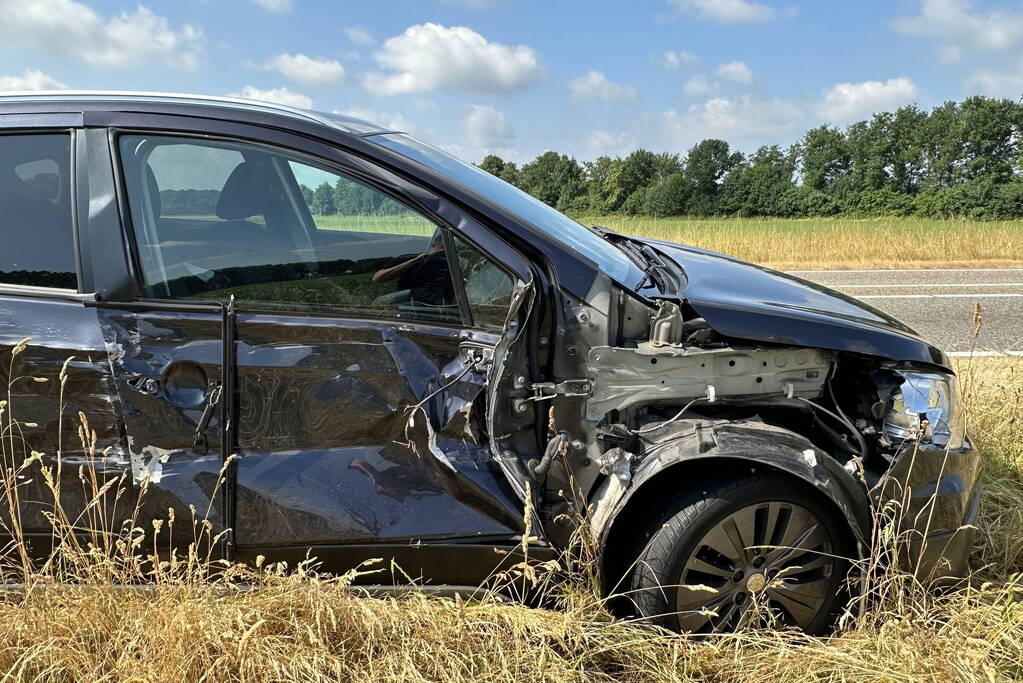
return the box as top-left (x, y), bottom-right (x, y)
top-left (586, 345), bottom-right (832, 420)
top-left (484, 278), bottom-right (538, 506)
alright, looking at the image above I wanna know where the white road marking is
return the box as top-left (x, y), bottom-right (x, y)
top-left (835, 282), bottom-right (1023, 289)
top-left (856, 293), bottom-right (1023, 299)
top-left (948, 351), bottom-right (1023, 357)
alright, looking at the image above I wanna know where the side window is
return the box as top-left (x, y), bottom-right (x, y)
top-left (0, 134), bottom-right (76, 289)
top-left (118, 134), bottom-right (461, 324)
top-left (452, 236), bottom-right (514, 330)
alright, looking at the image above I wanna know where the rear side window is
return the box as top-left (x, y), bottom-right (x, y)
top-left (0, 134), bottom-right (76, 289)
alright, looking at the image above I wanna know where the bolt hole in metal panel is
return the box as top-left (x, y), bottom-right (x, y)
top-left (585, 346), bottom-right (832, 420)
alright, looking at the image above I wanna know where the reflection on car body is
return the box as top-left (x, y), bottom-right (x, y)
top-left (0, 92), bottom-right (980, 634)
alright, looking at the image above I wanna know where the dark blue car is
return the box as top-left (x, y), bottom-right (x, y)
top-left (0, 92), bottom-right (979, 633)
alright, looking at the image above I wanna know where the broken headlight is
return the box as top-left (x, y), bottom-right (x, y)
top-left (883, 371), bottom-right (965, 450)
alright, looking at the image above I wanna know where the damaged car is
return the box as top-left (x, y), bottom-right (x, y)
top-left (0, 93), bottom-right (979, 634)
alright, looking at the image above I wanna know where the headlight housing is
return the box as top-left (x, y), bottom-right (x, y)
top-left (883, 370), bottom-right (965, 450)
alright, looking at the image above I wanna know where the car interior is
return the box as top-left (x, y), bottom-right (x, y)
top-left (0, 134), bottom-right (77, 289)
top-left (120, 137), bottom-right (460, 322)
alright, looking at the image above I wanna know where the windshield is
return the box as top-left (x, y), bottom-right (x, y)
top-left (372, 134), bottom-right (637, 285)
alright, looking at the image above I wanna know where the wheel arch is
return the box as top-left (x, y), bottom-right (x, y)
top-left (592, 423), bottom-right (872, 595)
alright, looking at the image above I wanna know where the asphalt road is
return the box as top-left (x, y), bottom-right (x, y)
top-left (787, 268), bottom-right (1023, 355)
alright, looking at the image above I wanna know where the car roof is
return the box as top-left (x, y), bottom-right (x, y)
top-left (0, 90), bottom-right (397, 136)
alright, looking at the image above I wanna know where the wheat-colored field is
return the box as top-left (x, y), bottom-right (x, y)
top-left (0, 349), bottom-right (1019, 681)
top-left (304, 214), bottom-right (1023, 270)
top-left (583, 216), bottom-right (1023, 270)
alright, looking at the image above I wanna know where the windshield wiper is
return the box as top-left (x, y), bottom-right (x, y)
top-left (627, 243), bottom-right (678, 294)
top-left (592, 227), bottom-right (682, 295)
top-left (636, 262), bottom-right (670, 291)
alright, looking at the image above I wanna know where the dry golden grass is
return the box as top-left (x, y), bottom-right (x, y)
top-left (0, 350), bottom-right (1019, 680)
top-left (584, 216), bottom-right (1023, 270)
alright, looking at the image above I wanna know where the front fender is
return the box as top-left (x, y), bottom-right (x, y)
top-left (590, 420), bottom-right (872, 565)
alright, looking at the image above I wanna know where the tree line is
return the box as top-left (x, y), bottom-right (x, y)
top-left (478, 95), bottom-right (1023, 220)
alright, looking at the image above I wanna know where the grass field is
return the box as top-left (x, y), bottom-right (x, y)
top-left (581, 216), bottom-right (1023, 270)
top-left (0, 355), bottom-right (1019, 681)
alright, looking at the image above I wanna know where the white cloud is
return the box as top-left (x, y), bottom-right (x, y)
top-left (232, 86), bottom-right (312, 109)
top-left (0, 0), bottom-right (203, 69)
top-left (264, 53), bottom-right (346, 86)
top-left (662, 95), bottom-right (805, 149)
top-left (249, 0), bottom-right (292, 11)
top-left (465, 104), bottom-right (513, 147)
top-left (567, 70), bottom-right (637, 102)
top-left (344, 26), bottom-right (374, 46)
top-left (336, 107), bottom-right (418, 133)
top-left (413, 98), bottom-right (441, 112)
top-left (967, 61), bottom-right (1023, 97)
top-left (662, 78), bottom-right (920, 152)
top-left (585, 130), bottom-right (638, 157)
top-left (716, 60), bottom-right (754, 84)
top-left (0, 69), bottom-right (66, 91)
top-left (684, 74), bottom-right (712, 96)
top-left (818, 77), bottom-right (919, 123)
top-left (669, 0), bottom-right (776, 23)
top-left (938, 45), bottom-right (962, 64)
top-left (364, 23), bottom-right (542, 95)
top-left (893, 0), bottom-right (1023, 56)
top-left (656, 50), bottom-right (697, 70)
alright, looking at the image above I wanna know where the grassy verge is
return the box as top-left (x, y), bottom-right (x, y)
top-left (0, 356), bottom-right (1018, 681)
top-left (582, 216), bottom-right (1023, 271)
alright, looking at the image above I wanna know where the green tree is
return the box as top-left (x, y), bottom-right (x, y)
top-left (956, 96), bottom-right (1022, 184)
top-left (584, 156), bottom-right (626, 213)
top-left (643, 173), bottom-right (688, 217)
top-left (473, 94), bottom-right (1023, 220)
top-left (311, 182), bottom-right (336, 215)
top-left (519, 151), bottom-right (586, 211)
top-left (797, 126), bottom-right (849, 192)
top-left (682, 139), bottom-right (742, 215)
top-left (479, 154), bottom-right (522, 186)
top-left (721, 145), bottom-right (796, 216)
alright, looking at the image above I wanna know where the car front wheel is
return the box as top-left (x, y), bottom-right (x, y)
top-left (627, 472), bottom-right (851, 634)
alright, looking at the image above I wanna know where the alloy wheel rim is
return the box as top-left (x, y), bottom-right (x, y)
top-left (674, 500), bottom-right (836, 633)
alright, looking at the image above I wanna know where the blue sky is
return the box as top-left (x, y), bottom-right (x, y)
top-left (2, 0), bottom-right (1022, 163)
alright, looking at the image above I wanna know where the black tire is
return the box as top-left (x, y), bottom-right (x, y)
top-left (627, 472), bottom-right (851, 634)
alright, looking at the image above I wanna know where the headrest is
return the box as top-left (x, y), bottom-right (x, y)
top-left (145, 164), bottom-right (161, 218)
top-left (216, 161), bottom-right (272, 220)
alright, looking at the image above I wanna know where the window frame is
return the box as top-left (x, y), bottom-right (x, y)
top-left (112, 129), bottom-right (496, 329)
top-left (0, 128), bottom-right (83, 297)
top-left (448, 232), bottom-right (519, 332)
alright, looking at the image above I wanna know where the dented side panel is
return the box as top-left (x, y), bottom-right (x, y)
top-left (91, 304), bottom-right (526, 554)
top-left (96, 307), bottom-right (228, 539)
top-left (231, 313), bottom-right (524, 547)
top-left (1, 296), bottom-right (130, 537)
